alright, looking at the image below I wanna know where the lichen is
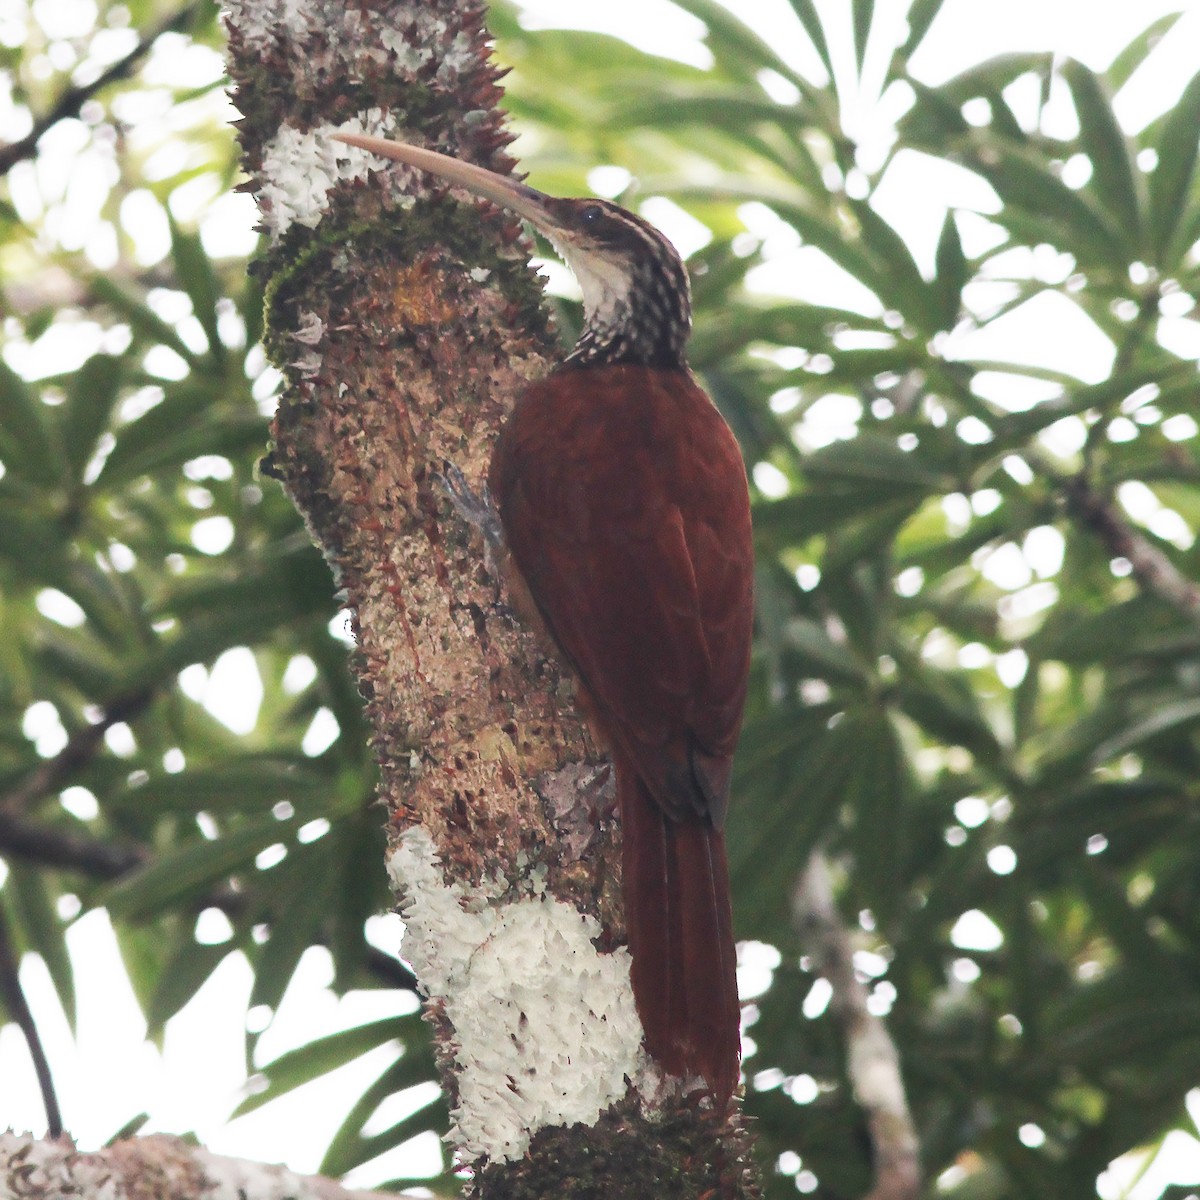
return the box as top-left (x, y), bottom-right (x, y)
top-left (388, 826), bottom-right (646, 1161)
top-left (258, 109), bottom-right (401, 240)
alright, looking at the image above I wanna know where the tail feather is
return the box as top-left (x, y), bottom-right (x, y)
top-left (620, 762), bottom-right (740, 1103)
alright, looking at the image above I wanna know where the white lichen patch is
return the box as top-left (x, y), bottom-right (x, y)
top-left (258, 108), bottom-right (405, 240)
top-left (227, 3), bottom-right (479, 83)
top-left (388, 826), bottom-right (645, 1161)
top-left (223, 0), bottom-right (316, 52)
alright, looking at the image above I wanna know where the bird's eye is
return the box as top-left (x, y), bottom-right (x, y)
top-left (581, 204), bottom-right (604, 224)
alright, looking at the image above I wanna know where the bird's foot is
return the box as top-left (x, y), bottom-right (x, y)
top-left (438, 460), bottom-right (504, 558)
top-left (537, 761), bottom-right (615, 860)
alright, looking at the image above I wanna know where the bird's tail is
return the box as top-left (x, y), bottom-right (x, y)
top-left (618, 762), bottom-right (740, 1104)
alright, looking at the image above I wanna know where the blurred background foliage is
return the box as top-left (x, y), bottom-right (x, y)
top-left (1, 0), bottom-right (1199, 1195)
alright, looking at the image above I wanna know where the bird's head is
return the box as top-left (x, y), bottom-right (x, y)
top-left (334, 134), bottom-right (692, 371)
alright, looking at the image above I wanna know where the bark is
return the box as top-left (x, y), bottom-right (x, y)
top-left (793, 856), bottom-right (920, 1200)
top-left (223, 2), bottom-right (760, 1195)
top-left (0, 1132), bottom-right (414, 1200)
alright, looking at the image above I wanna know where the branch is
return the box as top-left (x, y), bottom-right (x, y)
top-left (0, 902), bottom-right (62, 1138)
top-left (1063, 472), bottom-right (1200, 620)
top-left (0, 689), bottom-right (154, 817)
top-left (793, 854), bottom-right (920, 1200)
top-left (0, 810), bottom-right (144, 877)
top-left (0, 1132), bottom-right (422, 1199)
top-left (0, 811), bottom-right (418, 992)
top-left (0, 2), bottom-right (202, 177)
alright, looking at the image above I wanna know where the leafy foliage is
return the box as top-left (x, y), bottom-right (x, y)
top-left (2, 0), bottom-right (1199, 1196)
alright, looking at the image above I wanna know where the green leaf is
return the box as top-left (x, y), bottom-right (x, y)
top-left (1061, 59), bottom-right (1142, 245)
top-left (90, 276), bottom-right (201, 368)
top-left (852, 0), bottom-right (873, 72)
top-left (168, 214), bottom-right (226, 372)
top-left (786, 0), bottom-right (834, 79)
top-left (848, 198), bottom-right (941, 331)
top-left (111, 759), bottom-right (331, 814)
top-left (1106, 11), bottom-right (1186, 91)
top-left (320, 1056), bottom-right (440, 1176)
top-left (846, 711), bottom-right (909, 921)
top-left (1047, 981), bottom-right (1200, 1069)
top-left (99, 815), bottom-right (297, 921)
top-left (1148, 69), bottom-right (1200, 265)
top-left (613, 89), bottom-right (811, 135)
top-left (730, 712), bottom-right (870, 938)
top-left (330, 817), bottom-right (388, 987)
top-left (899, 0), bottom-right (947, 61)
top-left (933, 210), bottom-right (967, 330)
top-left (146, 932), bottom-right (233, 1035)
top-left (1090, 696), bottom-right (1200, 764)
top-left (785, 618), bottom-right (870, 684)
top-left (668, 0), bottom-right (807, 89)
top-left (250, 840), bottom-right (340, 1016)
top-left (96, 388), bottom-right (263, 488)
top-left (965, 132), bottom-right (1128, 265)
top-left (0, 359), bottom-right (64, 484)
top-left (990, 363), bottom-right (1195, 449)
top-left (822, 500), bottom-right (920, 572)
top-left (893, 660), bottom-right (1004, 762)
top-left (5, 862), bottom-right (76, 1029)
top-left (803, 434), bottom-right (947, 489)
top-left (63, 355), bottom-right (123, 481)
top-left (233, 1015), bottom-right (414, 1117)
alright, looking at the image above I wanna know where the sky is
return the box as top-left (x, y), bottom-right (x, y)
top-left (3, 0), bottom-right (1200, 1194)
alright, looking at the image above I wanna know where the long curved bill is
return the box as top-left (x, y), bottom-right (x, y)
top-left (333, 133), bottom-right (557, 234)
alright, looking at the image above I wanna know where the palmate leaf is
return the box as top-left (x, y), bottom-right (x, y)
top-left (1045, 973), bottom-right (1200, 1071)
top-left (612, 89), bottom-right (815, 138)
top-left (847, 197), bottom-right (942, 333)
top-left (329, 815), bottom-right (389, 988)
top-left (1089, 695), bottom-right (1200, 765)
top-left (893, 657), bottom-right (1005, 764)
top-left (803, 432), bottom-right (948, 489)
top-left (96, 395), bottom-right (264, 488)
top-left (249, 835), bottom-right (344, 1017)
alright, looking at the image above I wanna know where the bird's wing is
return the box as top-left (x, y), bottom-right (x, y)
top-left (489, 365), bottom-right (753, 827)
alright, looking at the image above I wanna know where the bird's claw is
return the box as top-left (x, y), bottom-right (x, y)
top-left (438, 460), bottom-right (504, 552)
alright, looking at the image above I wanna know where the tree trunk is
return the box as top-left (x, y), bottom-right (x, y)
top-left (224, 1), bottom-right (760, 1196)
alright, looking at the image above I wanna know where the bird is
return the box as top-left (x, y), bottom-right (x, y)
top-left (335, 131), bottom-right (754, 1105)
